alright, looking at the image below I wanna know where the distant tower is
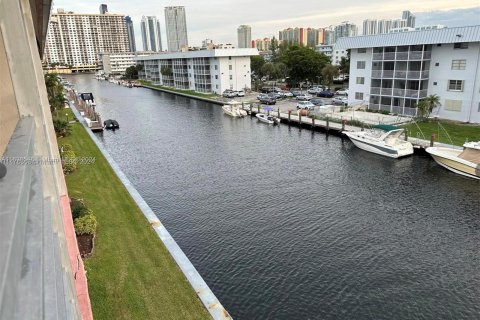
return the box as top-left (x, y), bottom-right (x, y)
top-left (402, 10), bottom-right (416, 28)
top-left (99, 4), bottom-right (108, 14)
top-left (164, 6), bottom-right (188, 52)
top-left (140, 16), bottom-right (162, 52)
top-left (237, 25), bottom-right (252, 48)
top-left (363, 19), bottom-right (378, 35)
top-left (334, 22), bottom-right (358, 41)
top-left (125, 16), bottom-right (136, 52)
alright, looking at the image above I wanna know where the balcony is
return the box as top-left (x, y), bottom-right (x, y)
top-left (381, 88), bottom-right (393, 95)
top-left (370, 87), bottom-right (381, 95)
top-left (372, 53), bottom-right (383, 60)
top-left (371, 70), bottom-right (383, 78)
top-left (394, 70), bottom-right (407, 78)
top-left (379, 104), bottom-right (391, 112)
top-left (396, 52), bottom-right (409, 60)
top-left (383, 52), bottom-right (395, 60)
top-left (393, 88), bottom-right (405, 96)
top-left (383, 70), bottom-right (394, 78)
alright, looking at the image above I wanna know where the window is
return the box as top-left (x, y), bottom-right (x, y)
top-left (214, 65), bottom-right (218, 70)
top-left (435, 62), bottom-right (439, 66)
top-left (448, 80), bottom-right (464, 91)
top-left (229, 75), bottom-right (233, 80)
top-left (228, 56), bottom-right (232, 60)
top-left (451, 59), bottom-right (466, 70)
top-left (444, 99), bottom-right (462, 111)
top-left (358, 48), bottom-right (366, 53)
top-left (357, 61), bottom-right (366, 69)
top-left (355, 92), bottom-right (364, 100)
top-left (454, 42), bottom-right (468, 49)
top-left (433, 82), bottom-right (437, 85)
top-left (356, 77), bottom-right (365, 84)
top-left (229, 65), bottom-right (232, 70)
top-left (215, 75), bottom-right (218, 79)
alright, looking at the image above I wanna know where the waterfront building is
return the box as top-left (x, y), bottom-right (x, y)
top-left (125, 16), bottom-right (136, 52)
top-left (99, 52), bottom-right (151, 76)
top-left (334, 22), bottom-right (358, 40)
top-left (165, 6), bottom-right (188, 52)
top-left (402, 10), bottom-right (416, 28)
top-left (136, 48), bottom-right (258, 94)
top-left (335, 25), bottom-right (480, 123)
top-left (237, 25), bottom-right (252, 48)
top-left (99, 3), bottom-right (108, 14)
top-left (45, 9), bottom-right (129, 70)
top-left (140, 16), bottom-right (162, 52)
top-left (363, 19), bottom-right (377, 36)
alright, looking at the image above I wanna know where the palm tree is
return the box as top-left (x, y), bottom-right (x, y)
top-left (424, 94), bottom-right (441, 116)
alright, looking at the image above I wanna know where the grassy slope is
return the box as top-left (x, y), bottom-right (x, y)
top-left (138, 80), bottom-right (217, 99)
top-left (402, 120), bottom-right (480, 146)
top-left (60, 119), bottom-right (210, 320)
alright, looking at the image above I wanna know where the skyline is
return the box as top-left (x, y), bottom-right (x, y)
top-left (52, 1), bottom-right (480, 50)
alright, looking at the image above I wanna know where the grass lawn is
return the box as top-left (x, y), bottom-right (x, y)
top-left (402, 120), bottom-right (480, 146)
top-left (59, 118), bottom-right (210, 320)
top-left (139, 80), bottom-right (217, 99)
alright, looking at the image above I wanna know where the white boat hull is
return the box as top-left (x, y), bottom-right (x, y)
top-left (256, 113), bottom-right (275, 124)
top-left (222, 105), bottom-right (246, 117)
top-left (345, 131), bottom-right (413, 158)
top-left (426, 147), bottom-right (480, 180)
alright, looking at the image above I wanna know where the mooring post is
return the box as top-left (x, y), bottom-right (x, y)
top-left (342, 119), bottom-right (345, 131)
top-left (361, 122), bottom-right (364, 132)
top-left (299, 113), bottom-right (302, 128)
top-left (288, 110), bottom-right (291, 124)
top-left (326, 116), bottom-right (330, 133)
top-left (430, 133), bottom-right (436, 147)
top-left (404, 129), bottom-right (408, 141)
top-left (312, 117), bottom-right (315, 130)
top-left (250, 104), bottom-right (252, 113)
top-left (278, 108), bottom-right (280, 117)
top-left (257, 105), bottom-right (260, 113)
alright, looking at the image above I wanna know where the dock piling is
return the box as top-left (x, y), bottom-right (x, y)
top-left (326, 116), bottom-right (330, 133)
top-left (312, 117), bottom-right (315, 130)
top-left (288, 110), bottom-right (291, 124)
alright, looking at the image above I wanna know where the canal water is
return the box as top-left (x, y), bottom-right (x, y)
top-left (68, 75), bottom-right (480, 319)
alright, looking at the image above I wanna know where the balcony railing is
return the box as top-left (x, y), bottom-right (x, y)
top-left (396, 52), bottom-right (409, 60)
top-left (368, 103), bottom-right (380, 110)
top-left (383, 52), bottom-right (395, 60)
top-left (381, 88), bottom-right (393, 95)
top-left (405, 89), bottom-right (420, 98)
top-left (394, 70), bottom-right (407, 78)
top-left (379, 104), bottom-right (392, 112)
top-left (370, 87), bottom-right (381, 95)
top-left (383, 70), bottom-right (394, 78)
top-left (393, 88), bottom-right (405, 96)
top-left (372, 70), bottom-right (382, 78)
top-left (372, 53), bottom-right (383, 60)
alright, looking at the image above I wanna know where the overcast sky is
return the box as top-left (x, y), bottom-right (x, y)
top-left (53, 1), bottom-right (480, 50)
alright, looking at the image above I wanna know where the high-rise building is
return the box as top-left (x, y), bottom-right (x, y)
top-left (324, 27), bottom-right (335, 45)
top-left (141, 16), bottom-right (162, 52)
top-left (402, 10), bottom-right (416, 28)
top-left (307, 28), bottom-right (324, 47)
top-left (278, 27), bottom-right (308, 46)
top-left (253, 38), bottom-right (271, 51)
top-left (392, 19), bottom-right (407, 29)
top-left (377, 19), bottom-right (393, 34)
top-left (125, 16), bottom-right (136, 52)
top-left (164, 6), bottom-right (188, 52)
top-left (202, 39), bottom-right (214, 48)
top-left (45, 9), bottom-right (129, 68)
top-left (363, 19), bottom-right (377, 35)
top-left (334, 22), bottom-right (358, 40)
top-left (99, 4), bottom-right (108, 14)
top-left (237, 25), bottom-right (252, 48)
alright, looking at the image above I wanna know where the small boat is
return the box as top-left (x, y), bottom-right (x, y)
top-left (426, 141), bottom-right (480, 180)
top-left (222, 101), bottom-right (247, 117)
top-left (344, 125), bottom-right (413, 158)
top-left (256, 113), bottom-right (279, 125)
top-left (104, 119), bottom-right (119, 130)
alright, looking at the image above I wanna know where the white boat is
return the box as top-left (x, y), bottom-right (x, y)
top-left (426, 141), bottom-right (480, 180)
top-left (344, 125), bottom-right (413, 158)
top-left (256, 113), bottom-right (279, 125)
top-left (222, 101), bottom-right (247, 117)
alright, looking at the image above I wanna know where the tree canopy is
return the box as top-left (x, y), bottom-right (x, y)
top-left (279, 46), bottom-right (330, 86)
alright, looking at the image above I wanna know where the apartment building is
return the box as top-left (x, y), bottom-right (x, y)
top-left (99, 52), bottom-right (151, 75)
top-left (279, 28), bottom-right (308, 46)
top-left (252, 38), bottom-right (271, 51)
top-left (45, 9), bottom-right (129, 69)
top-left (165, 6), bottom-right (188, 52)
top-left (335, 26), bottom-right (480, 123)
top-left (237, 25), bottom-right (252, 48)
top-left (136, 48), bottom-right (258, 94)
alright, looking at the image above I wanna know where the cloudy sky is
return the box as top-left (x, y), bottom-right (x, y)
top-left (53, 0), bottom-right (480, 49)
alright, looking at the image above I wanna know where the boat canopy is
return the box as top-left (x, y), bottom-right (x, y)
top-left (373, 124), bottom-right (399, 131)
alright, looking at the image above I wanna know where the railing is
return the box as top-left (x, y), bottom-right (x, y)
top-left (368, 103), bottom-right (380, 110)
top-left (423, 51), bottom-right (431, 59)
top-left (409, 51), bottom-right (424, 59)
top-left (396, 52), bottom-right (409, 60)
top-left (419, 89), bottom-right (428, 98)
top-left (407, 71), bottom-right (420, 79)
top-left (381, 88), bottom-right (393, 95)
top-left (403, 106), bottom-right (418, 117)
top-left (391, 105), bottom-right (403, 114)
top-left (372, 53), bottom-right (383, 60)
top-left (394, 70), bottom-right (407, 78)
top-left (371, 70), bottom-right (383, 78)
top-left (379, 104), bottom-right (391, 112)
top-left (421, 70), bottom-right (429, 78)
top-left (393, 88), bottom-right (405, 96)
top-left (370, 87), bottom-right (380, 95)
top-left (383, 70), bottom-right (394, 78)
top-left (383, 52), bottom-right (395, 60)
top-left (405, 89), bottom-right (420, 98)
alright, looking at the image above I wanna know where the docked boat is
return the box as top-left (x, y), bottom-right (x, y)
top-left (256, 113), bottom-right (279, 125)
top-left (104, 119), bottom-right (119, 130)
top-left (344, 125), bottom-right (413, 158)
top-left (426, 141), bottom-right (480, 180)
top-left (222, 101), bottom-right (247, 117)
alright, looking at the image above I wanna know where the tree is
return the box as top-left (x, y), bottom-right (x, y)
top-left (280, 46), bottom-right (330, 87)
top-left (269, 37), bottom-right (279, 62)
top-left (321, 64), bottom-right (339, 88)
top-left (124, 65), bottom-right (139, 79)
top-left (160, 66), bottom-right (173, 76)
top-left (417, 94), bottom-right (441, 119)
top-left (44, 74), bottom-right (65, 114)
top-left (339, 56), bottom-right (350, 77)
top-left (250, 55), bottom-right (265, 78)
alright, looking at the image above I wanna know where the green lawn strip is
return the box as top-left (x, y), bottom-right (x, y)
top-left (138, 80), bottom-right (217, 99)
top-left (402, 120), bottom-right (480, 146)
top-left (60, 123), bottom-right (210, 320)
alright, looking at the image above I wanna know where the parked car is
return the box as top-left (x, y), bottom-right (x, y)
top-left (308, 87), bottom-right (323, 94)
top-left (280, 90), bottom-right (293, 97)
top-left (317, 90), bottom-right (334, 98)
top-left (332, 96), bottom-right (348, 106)
top-left (222, 89), bottom-right (235, 98)
top-left (310, 98), bottom-right (325, 106)
top-left (296, 101), bottom-right (315, 110)
top-left (296, 94), bottom-right (313, 101)
top-left (290, 90), bottom-right (302, 97)
top-left (237, 90), bottom-right (245, 97)
top-left (257, 93), bottom-right (269, 100)
top-left (259, 97), bottom-right (276, 105)
top-left (335, 88), bottom-right (349, 96)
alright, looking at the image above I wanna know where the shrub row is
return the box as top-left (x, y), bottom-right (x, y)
top-left (71, 197), bottom-right (98, 236)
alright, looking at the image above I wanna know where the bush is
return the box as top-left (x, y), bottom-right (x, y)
top-left (62, 149), bottom-right (77, 174)
top-left (74, 214), bottom-right (97, 235)
top-left (71, 198), bottom-right (88, 220)
top-left (60, 143), bottom-right (73, 153)
top-left (53, 117), bottom-right (71, 137)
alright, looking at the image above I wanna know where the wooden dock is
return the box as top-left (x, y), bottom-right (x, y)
top-left (67, 90), bottom-right (104, 132)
